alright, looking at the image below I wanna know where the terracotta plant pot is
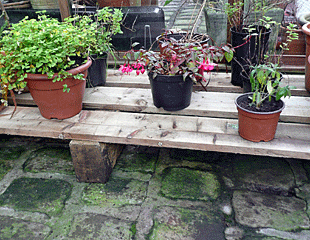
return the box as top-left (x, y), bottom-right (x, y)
top-left (302, 22), bottom-right (310, 92)
top-left (235, 93), bottom-right (285, 142)
top-left (25, 58), bottom-right (92, 120)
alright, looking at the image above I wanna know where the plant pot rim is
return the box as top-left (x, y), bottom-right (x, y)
top-left (26, 57), bottom-right (92, 80)
top-left (302, 22), bottom-right (310, 35)
top-left (148, 71), bottom-right (193, 83)
top-left (235, 92), bottom-right (285, 115)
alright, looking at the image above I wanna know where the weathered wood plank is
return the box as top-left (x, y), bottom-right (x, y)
top-left (1, 106), bottom-right (310, 160)
top-left (105, 70), bottom-right (309, 96)
top-left (12, 87), bottom-right (310, 124)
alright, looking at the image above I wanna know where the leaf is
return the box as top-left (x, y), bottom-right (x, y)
top-left (224, 50), bottom-right (233, 63)
top-left (266, 80), bottom-right (273, 94)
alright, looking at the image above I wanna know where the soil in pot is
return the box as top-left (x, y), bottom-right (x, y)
top-left (148, 73), bottom-right (193, 111)
top-left (235, 93), bottom-right (285, 142)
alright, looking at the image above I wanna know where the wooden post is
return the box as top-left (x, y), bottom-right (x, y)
top-left (69, 140), bottom-right (124, 183)
top-left (58, 0), bottom-right (71, 21)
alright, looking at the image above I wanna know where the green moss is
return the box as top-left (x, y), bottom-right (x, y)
top-left (24, 147), bottom-right (74, 175)
top-left (0, 146), bottom-right (26, 161)
top-left (82, 177), bottom-right (147, 207)
top-left (0, 160), bottom-right (13, 180)
top-left (130, 223), bottom-right (137, 236)
top-left (0, 177), bottom-right (72, 216)
top-left (115, 146), bottom-right (158, 173)
top-left (161, 168), bottom-right (220, 201)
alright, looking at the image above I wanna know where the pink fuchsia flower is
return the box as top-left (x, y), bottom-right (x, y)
top-left (119, 64), bottom-right (133, 74)
top-left (197, 58), bottom-right (217, 73)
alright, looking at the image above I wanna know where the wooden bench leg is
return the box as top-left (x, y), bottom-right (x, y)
top-left (69, 140), bottom-right (123, 183)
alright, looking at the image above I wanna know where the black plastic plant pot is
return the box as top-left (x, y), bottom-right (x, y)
top-left (148, 73), bottom-right (193, 111)
top-left (231, 26), bottom-right (271, 87)
top-left (240, 71), bottom-right (252, 93)
top-left (87, 54), bottom-right (108, 87)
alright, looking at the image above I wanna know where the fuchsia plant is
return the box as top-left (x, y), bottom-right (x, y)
top-left (120, 37), bottom-right (233, 84)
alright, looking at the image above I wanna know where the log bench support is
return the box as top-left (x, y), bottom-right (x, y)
top-left (69, 140), bottom-right (124, 183)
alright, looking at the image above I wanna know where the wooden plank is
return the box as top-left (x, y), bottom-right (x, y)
top-left (12, 87), bottom-right (310, 124)
top-left (106, 70), bottom-right (310, 96)
top-left (58, 0), bottom-right (71, 21)
top-left (0, 106), bottom-right (309, 160)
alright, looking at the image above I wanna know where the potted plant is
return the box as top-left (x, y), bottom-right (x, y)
top-left (86, 7), bottom-right (123, 87)
top-left (241, 22), bottom-right (299, 93)
top-left (225, 0), bottom-right (284, 87)
top-left (0, 12), bottom-right (95, 119)
top-left (120, 39), bottom-right (233, 111)
top-left (235, 63), bottom-right (295, 142)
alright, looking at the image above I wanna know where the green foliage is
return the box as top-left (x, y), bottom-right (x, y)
top-left (0, 12), bottom-right (96, 105)
top-left (87, 7), bottom-right (123, 56)
top-left (249, 63), bottom-right (295, 108)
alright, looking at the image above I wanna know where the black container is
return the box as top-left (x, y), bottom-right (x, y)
top-left (148, 73), bottom-right (193, 111)
top-left (231, 26), bottom-right (271, 87)
top-left (240, 72), bottom-right (252, 93)
top-left (75, 6), bottom-right (165, 51)
top-left (0, 9), bottom-right (62, 27)
top-left (87, 54), bottom-right (108, 87)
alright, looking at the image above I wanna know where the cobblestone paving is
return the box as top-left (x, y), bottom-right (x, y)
top-left (1, 135), bottom-right (310, 239)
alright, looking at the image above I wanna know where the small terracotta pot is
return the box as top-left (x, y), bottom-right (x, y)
top-left (235, 93), bottom-right (285, 142)
top-left (25, 58), bottom-right (92, 120)
top-left (302, 22), bottom-right (310, 92)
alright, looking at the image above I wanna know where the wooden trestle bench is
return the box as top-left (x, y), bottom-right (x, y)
top-left (1, 70), bottom-right (310, 183)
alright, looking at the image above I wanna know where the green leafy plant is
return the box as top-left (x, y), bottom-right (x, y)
top-left (0, 12), bottom-right (96, 108)
top-left (87, 7), bottom-right (123, 56)
top-left (225, 0), bottom-right (290, 32)
top-left (249, 63), bottom-right (295, 108)
top-left (247, 23), bottom-right (298, 109)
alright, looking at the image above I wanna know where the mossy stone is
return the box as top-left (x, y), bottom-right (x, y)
top-left (0, 216), bottom-right (51, 240)
top-left (82, 176), bottom-right (148, 207)
top-left (115, 146), bottom-right (158, 173)
top-left (150, 206), bottom-right (224, 239)
top-left (161, 168), bottom-right (220, 201)
top-left (0, 177), bottom-right (72, 216)
top-left (24, 147), bottom-right (74, 175)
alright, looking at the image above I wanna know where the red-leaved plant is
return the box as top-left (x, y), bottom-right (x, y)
top-left (120, 33), bottom-right (233, 86)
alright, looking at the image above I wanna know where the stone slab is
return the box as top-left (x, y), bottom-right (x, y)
top-left (0, 177), bottom-right (72, 217)
top-left (233, 155), bottom-right (295, 196)
top-left (160, 167), bottom-right (221, 201)
top-left (0, 215), bottom-right (51, 240)
top-left (82, 176), bottom-right (148, 207)
top-left (150, 206), bottom-right (225, 240)
top-left (67, 213), bottom-right (133, 239)
top-left (233, 190), bottom-right (310, 231)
